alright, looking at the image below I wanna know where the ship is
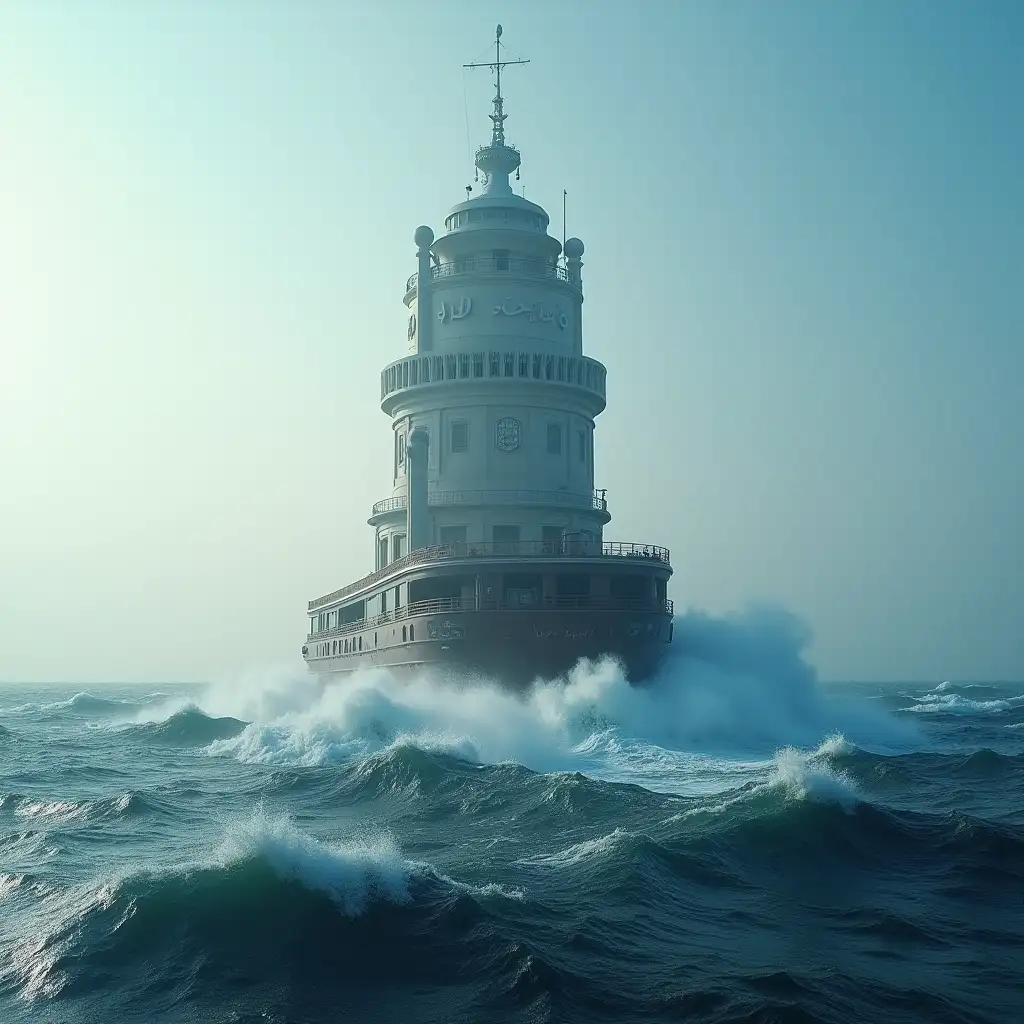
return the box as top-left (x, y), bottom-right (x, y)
top-left (302, 26), bottom-right (674, 689)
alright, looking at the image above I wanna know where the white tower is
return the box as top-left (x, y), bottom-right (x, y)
top-left (372, 26), bottom-right (609, 568)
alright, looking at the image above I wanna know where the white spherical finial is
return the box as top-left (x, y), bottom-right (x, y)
top-left (414, 225), bottom-right (434, 249)
top-left (564, 237), bottom-right (584, 260)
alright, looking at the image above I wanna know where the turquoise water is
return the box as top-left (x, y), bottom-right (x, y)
top-left (2, 611), bottom-right (1022, 1023)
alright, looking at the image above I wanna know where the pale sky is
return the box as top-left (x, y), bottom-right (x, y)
top-left (1, 0), bottom-right (1021, 684)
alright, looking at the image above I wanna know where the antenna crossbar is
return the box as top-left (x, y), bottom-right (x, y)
top-left (463, 25), bottom-right (529, 146)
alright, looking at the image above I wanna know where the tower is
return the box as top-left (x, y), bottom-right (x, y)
top-left (371, 26), bottom-right (609, 568)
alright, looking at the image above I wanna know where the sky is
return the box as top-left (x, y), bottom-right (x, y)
top-left (1, 0), bottom-right (1021, 684)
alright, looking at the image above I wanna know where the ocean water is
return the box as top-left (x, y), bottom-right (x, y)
top-left (1, 609), bottom-right (1022, 1024)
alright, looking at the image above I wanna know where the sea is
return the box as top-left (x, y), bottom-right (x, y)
top-left (1, 608), bottom-right (1022, 1024)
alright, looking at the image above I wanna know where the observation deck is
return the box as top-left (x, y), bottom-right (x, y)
top-left (308, 540), bottom-right (671, 612)
top-left (381, 349), bottom-right (606, 415)
top-left (368, 487), bottom-right (610, 526)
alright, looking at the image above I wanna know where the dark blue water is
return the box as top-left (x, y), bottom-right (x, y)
top-left (2, 609), bottom-right (1022, 1023)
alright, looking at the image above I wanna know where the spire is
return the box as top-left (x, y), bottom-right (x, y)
top-left (464, 25), bottom-right (529, 197)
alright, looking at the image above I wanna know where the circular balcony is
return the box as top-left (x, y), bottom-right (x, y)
top-left (405, 256), bottom-right (578, 301)
top-left (368, 488), bottom-right (611, 526)
top-left (381, 349), bottom-right (606, 416)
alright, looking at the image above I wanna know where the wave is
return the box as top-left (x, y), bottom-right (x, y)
top-left (36, 692), bottom-right (135, 715)
top-left (124, 707), bottom-right (248, 746)
top-left (0, 808), bottom-right (524, 1005)
top-left (0, 791), bottom-right (161, 827)
top-left (901, 692), bottom-right (1024, 715)
top-left (0, 872), bottom-right (26, 900)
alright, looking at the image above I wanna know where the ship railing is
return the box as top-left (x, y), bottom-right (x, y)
top-left (371, 488), bottom-right (609, 516)
top-left (405, 257), bottom-right (574, 295)
top-left (308, 597), bottom-right (466, 639)
top-left (307, 596), bottom-right (674, 640)
top-left (308, 541), bottom-right (671, 610)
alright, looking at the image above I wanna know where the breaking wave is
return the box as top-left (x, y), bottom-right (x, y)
top-left (0, 807), bottom-right (523, 1004)
top-left (163, 608), bottom-right (919, 792)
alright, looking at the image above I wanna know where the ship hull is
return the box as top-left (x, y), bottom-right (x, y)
top-left (308, 606), bottom-right (672, 690)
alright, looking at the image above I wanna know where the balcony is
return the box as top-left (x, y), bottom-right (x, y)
top-left (380, 349), bottom-right (607, 414)
top-left (369, 488), bottom-right (610, 522)
top-left (307, 594), bottom-right (674, 641)
top-left (405, 257), bottom-right (577, 298)
top-left (308, 540), bottom-right (671, 611)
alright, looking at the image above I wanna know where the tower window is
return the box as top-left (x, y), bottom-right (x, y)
top-left (439, 525), bottom-right (467, 544)
top-left (450, 421), bottom-right (469, 453)
top-left (493, 249), bottom-right (509, 271)
top-left (547, 423), bottom-right (562, 455)
top-left (542, 525), bottom-right (563, 554)
top-left (493, 525), bottom-right (520, 552)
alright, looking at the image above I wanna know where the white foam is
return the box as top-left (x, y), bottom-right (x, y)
top-left (213, 805), bottom-right (414, 916)
top-left (663, 733), bottom-right (861, 822)
top-left (14, 800), bottom-right (91, 825)
top-left (767, 746), bottom-right (861, 809)
top-left (0, 872), bottom-right (25, 900)
top-left (901, 693), bottom-right (1024, 714)
top-left (183, 607), bottom-right (914, 798)
top-left (518, 827), bottom-right (633, 868)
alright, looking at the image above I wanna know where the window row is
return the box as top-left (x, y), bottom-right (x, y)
top-left (310, 623), bottom-right (417, 659)
top-left (437, 524), bottom-right (597, 549)
top-left (438, 419), bottom-right (591, 460)
top-left (374, 524), bottom-right (601, 557)
top-left (445, 208), bottom-right (546, 231)
top-left (381, 352), bottom-right (606, 399)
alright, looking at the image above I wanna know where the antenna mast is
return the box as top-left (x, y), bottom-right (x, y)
top-left (463, 25), bottom-right (529, 148)
top-left (563, 189), bottom-right (567, 258)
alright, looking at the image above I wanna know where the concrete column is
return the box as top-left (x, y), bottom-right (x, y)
top-left (564, 237), bottom-right (584, 357)
top-left (414, 225), bottom-right (434, 352)
top-left (406, 427), bottom-right (430, 551)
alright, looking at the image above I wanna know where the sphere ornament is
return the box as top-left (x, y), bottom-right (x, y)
top-left (564, 237), bottom-right (584, 260)
top-left (414, 225), bottom-right (434, 249)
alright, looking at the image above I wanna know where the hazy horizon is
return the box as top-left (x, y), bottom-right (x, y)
top-left (2, 0), bottom-right (1021, 685)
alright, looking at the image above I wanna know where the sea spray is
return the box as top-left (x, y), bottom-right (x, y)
top-left (190, 607), bottom-right (916, 790)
